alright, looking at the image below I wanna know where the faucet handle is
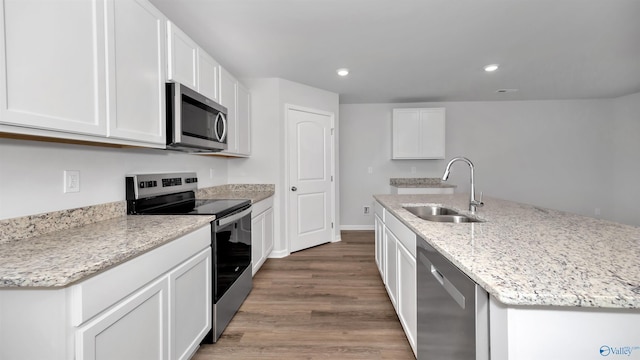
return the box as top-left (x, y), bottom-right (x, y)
top-left (472, 191), bottom-right (484, 208)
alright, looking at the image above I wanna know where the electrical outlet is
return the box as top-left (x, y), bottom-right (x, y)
top-left (367, 166), bottom-right (373, 174)
top-left (363, 206), bottom-right (371, 215)
top-left (64, 170), bottom-right (80, 193)
top-left (210, 168), bottom-right (215, 179)
top-left (411, 166), bottom-right (416, 174)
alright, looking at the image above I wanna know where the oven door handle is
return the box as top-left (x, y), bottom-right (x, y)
top-left (217, 207), bottom-right (252, 227)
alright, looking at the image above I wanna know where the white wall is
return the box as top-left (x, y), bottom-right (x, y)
top-left (611, 92), bottom-right (640, 225)
top-left (229, 78), bottom-right (340, 256)
top-left (339, 97), bottom-right (634, 228)
top-left (0, 138), bottom-right (228, 219)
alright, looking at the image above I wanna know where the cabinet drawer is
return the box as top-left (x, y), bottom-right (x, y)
top-left (252, 197), bottom-right (274, 217)
top-left (385, 212), bottom-right (416, 258)
top-left (69, 225), bottom-right (210, 326)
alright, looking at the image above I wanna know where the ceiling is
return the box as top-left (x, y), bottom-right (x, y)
top-left (149, 0), bottom-right (640, 104)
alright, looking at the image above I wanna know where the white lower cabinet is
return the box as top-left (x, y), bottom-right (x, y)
top-left (76, 276), bottom-right (170, 360)
top-left (169, 248), bottom-right (212, 360)
top-left (375, 201), bottom-right (417, 357)
top-left (0, 225), bottom-right (212, 360)
top-left (397, 240), bottom-right (417, 353)
top-left (374, 213), bottom-right (384, 276)
top-left (251, 197), bottom-right (274, 275)
top-left (384, 227), bottom-right (399, 309)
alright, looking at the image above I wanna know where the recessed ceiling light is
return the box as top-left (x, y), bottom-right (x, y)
top-left (336, 68), bottom-right (349, 77)
top-left (484, 64), bottom-right (499, 72)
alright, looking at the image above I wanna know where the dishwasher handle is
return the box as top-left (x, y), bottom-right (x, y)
top-left (430, 263), bottom-right (466, 310)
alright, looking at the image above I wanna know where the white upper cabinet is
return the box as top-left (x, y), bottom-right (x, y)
top-left (167, 22), bottom-right (198, 91)
top-left (198, 50), bottom-right (220, 103)
top-left (392, 108), bottom-right (446, 159)
top-left (0, 0), bottom-right (167, 146)
top-left (106, 0), bottom-right (166, 145)
top-left (0, 0), bottom-right (108, 136)
top-left (167, 21), bottom-right (220, 103)
top-left (235, 82), bottom-right (251, 155)
top-left (219, 67), bottom-right (251, 157)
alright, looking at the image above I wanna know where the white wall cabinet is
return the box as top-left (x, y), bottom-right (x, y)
top-left (219, 67), bottom-right (251, 157)
top-left (107, 0), bottom-right (166, 145)
top-left (0, 225), bottom-right (212, 360)
top-left (0, 0), bottom-right (167, 147)
top-left (167, 21), bottom-right (220, 103)
top-left (375, 201), bottom-right (417, 356)
top-left (251, 197), bottom-right (274, 275)
top-left (392, 108), bottom-right (446, 159)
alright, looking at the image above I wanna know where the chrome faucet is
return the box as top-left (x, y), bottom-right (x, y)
top-left (441, 157), bottom-right (484, 213)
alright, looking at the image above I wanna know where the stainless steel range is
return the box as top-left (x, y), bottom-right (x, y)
top-left (126, 172), bottom-right (252, 343)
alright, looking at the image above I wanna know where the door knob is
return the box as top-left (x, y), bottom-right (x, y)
top-left (291, 186), bottom-right (297, 191)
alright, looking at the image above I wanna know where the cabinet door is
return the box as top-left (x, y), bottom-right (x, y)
top-left (219, 67), bottom-right (238, 153)
top-left (263, 208), bottom-right (274, 257)
top-left (235, 82), bottom-right (251, 155)
top-left (397, 240), bottom-right (417, 355)
top-left (76, 277), bottom-right (169, 360)
top-left (374, 213), bottom-right (385, 277)
top-left (418, 108), bottom-right (446, 159)
top-left (0, 0), bottom-right (108, 136)
top-left (392, 109), bottom-right (421, 159)
top-left (106, 0), bottom-right (166, 145)
top-left (198, 50), bottom-right (220, 102)
top-left (384, 227), bottom-right (398, 309)
top-left (170, 247), bottom-right (212, 360)
top-left (167, 22), bottom-right (198, 91)
top-left (251, 213), bottom-right (265, 276)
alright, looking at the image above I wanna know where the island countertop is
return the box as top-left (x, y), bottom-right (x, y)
top-left (374, 193), bottom-right (640, 309)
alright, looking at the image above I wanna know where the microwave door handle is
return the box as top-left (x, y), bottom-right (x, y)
top-left (214, 112), bottom-right (227, 142)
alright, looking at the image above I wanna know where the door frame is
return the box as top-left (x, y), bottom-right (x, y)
top-left (283, 103), bottom-right (337, 255)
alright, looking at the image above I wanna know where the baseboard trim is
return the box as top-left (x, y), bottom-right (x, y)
top-left (268, 249), bottom-right (290, 258)
top-left (340, 225), bottom-right (375, 231)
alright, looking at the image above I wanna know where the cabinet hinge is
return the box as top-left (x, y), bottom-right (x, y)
top-left (331, 128), bottom-right (334, 135)
top-left (331, 222), bottom-right (334, 229)
top-left (331, 175), bottom-right (334, 182)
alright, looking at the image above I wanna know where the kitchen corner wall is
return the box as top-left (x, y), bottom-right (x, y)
top-left (0, 139), bottom-right (229, 220)
top-left (340, 95), bottom-right (640, 229)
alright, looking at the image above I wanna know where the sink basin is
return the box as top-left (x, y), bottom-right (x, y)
top-left (403, 205), bottom-right (482, 223)
top-left (404, 205), bottom-right (459, 217)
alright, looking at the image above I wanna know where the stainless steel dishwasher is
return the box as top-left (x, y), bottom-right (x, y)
top-left (417, 237), bottom-right (489, 360)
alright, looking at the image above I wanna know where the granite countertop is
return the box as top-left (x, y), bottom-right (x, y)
top-left (390, 177), bottom-right (456, 188)
top-left (196, 184), bottom-right (275, 203)
top-left (0, 215), bottom-right (215, 288)
top-left (374, 193), bottom-right (640, 309)
top-left (0, 183), bottom-right (275, 289)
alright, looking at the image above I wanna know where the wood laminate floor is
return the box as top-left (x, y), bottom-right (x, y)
top-left (192, 230), bottom-right (415, 360)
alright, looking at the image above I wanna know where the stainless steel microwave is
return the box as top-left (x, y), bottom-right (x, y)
top-left (166, 82), bottom-right (228, 152)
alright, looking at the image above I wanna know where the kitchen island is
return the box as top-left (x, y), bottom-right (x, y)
top-left (374, 193), bottom-right (640, 360)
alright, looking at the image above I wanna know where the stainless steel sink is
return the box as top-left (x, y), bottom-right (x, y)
top-left (403, 205), bottom-right (482, 223)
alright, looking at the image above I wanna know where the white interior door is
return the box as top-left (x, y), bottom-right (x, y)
top-left (287, 105), bottom-right (334, 253)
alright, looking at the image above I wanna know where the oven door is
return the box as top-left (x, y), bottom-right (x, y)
top-left (212, 206), bottom-right (252, 302)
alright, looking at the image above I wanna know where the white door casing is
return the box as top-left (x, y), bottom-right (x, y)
top-left (286, 104), bottom-right (335, 253)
